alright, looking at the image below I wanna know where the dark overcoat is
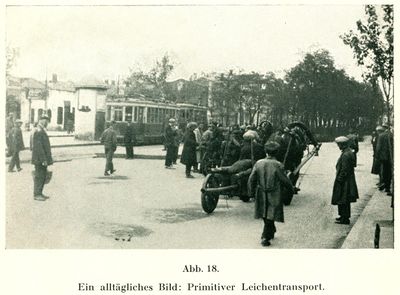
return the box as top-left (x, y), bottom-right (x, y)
top-left (100, 127), bottom-right (117, 151)
top-left (248, 157), bottom-right (294, 222)
top-left (164, 125), bottom-right (178, 147)
top-left (331, 147), bottom-right (359, 205)
top-left (31, 125), bottom-right (53, 166)
top-left (124, 124), bottom-right (135, 145)
top-left (376, 130), bottom-right (393, 162)
top-left (9, 126), bottom-right (25, 153)
top-left (180, 130), bottom-right (197, 166)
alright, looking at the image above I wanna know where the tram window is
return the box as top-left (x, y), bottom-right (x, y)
top-left (155, 108), bottom-right (160, 123)
top-left (125, 106), bottom-right (133, 122)
top-left (113, 106), bottom-right (123, 121)
top-left (134, 107), bottom-right (138, 122)
top-left (106, 106), bottom-right (111, 121)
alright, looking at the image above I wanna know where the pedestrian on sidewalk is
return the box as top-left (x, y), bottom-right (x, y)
top-left (100, 121), bottom-right (117, 176)
top-left (371, 126), bottom-right (384, 185)
top-left (248, 141), bottom-right (294, 247)
top-left (331, 136), bottom-right (359, 225)
top-left (8, 119), bottom-right (25, 172)
top-left (124, 120), bottom-right (135, 159)
top-left (164, 118), bottom-right (178, 169)
top-left (6, 114), bottom-right (14, 157)
top-left (31, 115), bottom-right (53, 201)
top-left (181, 122), bottom-right (198, 178)
top-left (376, 123), bottom-right (393, 195)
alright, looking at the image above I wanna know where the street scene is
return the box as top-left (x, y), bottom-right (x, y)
top-left (5, 4), bottom-right (394, 249)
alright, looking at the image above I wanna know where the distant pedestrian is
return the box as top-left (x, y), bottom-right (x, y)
top-left (8, 119), bottom-right (25, 172)
top-left (6, 115), bottom-right (14, 157)
top-left (31, 115), bottom-right (53, 201)
top-left (181, 122), bottom-right (198, 178)
top-left (124, 120), bottom-right (135, 159)
top-left (347, 128), bottom-right (359, 167)
top-left (331, 136), bottom-right (359, 225)
top-left (164, 118), bottom-right (178, 169)
top-left (193, 123), bottom-right (204, 172)
top-left (100, 121), bottom-right (117, 176)
top-left (376, 123), bottom-right (393, 195)
top-left (371, 126), bottom-right (384, 185)
top-left (248, 141), bottom-right (294, 247)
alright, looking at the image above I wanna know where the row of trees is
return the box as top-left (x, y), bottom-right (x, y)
top-left (209, 49), bottom-right (384, 135)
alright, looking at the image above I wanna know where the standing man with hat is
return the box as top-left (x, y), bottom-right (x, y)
top-left (100, 121), bottom-right (117, 176)
top-left (248, 141), bottom-right (294, 247)
top-left (164, 118), bottom-right (178, 169)
top-left (8, 119), bottom-right (25, 172)
top-left (31, 115), bottom-right (53, 201)
top-left (376, 123), bottom-right (393, 195)
top-left (331, 136), bottom-right (359, 224)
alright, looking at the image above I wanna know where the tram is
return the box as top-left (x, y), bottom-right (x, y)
top-left (104, 97), bottom-right (207, 145)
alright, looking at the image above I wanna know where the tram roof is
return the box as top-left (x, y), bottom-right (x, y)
top-left (106, 97), bottom-right (207, 109)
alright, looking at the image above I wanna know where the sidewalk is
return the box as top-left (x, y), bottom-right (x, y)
top-left (341, 188), bottom-right (394, 249)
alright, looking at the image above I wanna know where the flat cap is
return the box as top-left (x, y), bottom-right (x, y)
top-left (169, 118), bottom-right (176, 123)
top-left (335, 136), bottom-right (349, 143)
top-left (376, 126), bottom-right (385, 131)
top-left (39, 115), bottom-right (50, 120)
top-left (382, 122), bottom-right (389, 128)
top-left (243, 130), bottom-right (259, 141)
top-left (264, 141), bottom-right (280, 153)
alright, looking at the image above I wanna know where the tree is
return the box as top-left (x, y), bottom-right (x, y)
top-left (341, 5), bottom-right (393, 124)
top-left (6, 46), bottom-right (19, 77)
top-left (124, 53), bottom-right (174, 100)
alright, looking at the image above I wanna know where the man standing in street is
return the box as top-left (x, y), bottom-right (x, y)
top-left (331, 136), bottom-right (359, 224)
top-left (8, 119), bottom-right (25, 172)
top-left (100, 121), bottom-right (117, 176)
top-left (164, 118), bottom-right (178, 169)
top-left (124, 120), bottom-right (135, 159)
top-left (31, 115), bottom-right (53, 201)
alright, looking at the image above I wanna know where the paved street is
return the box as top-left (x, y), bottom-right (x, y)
top-left (6, 140), bottom-right (378, 249)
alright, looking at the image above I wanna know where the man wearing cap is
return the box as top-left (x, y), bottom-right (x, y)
top-left (331, 136), bottom-right (359, 224)
top-left (375, 123), bottom-right (393, 195)
top-left (248, 141), bottom-right (294, 247)
top-left (31, 115), bottom-right (53, 201)
top-left (100, 121), bottom-right (117, 176)
top-left (164, 118), bottom-right (178, 168)
top-left (8, 119), bottom-right (25, 172)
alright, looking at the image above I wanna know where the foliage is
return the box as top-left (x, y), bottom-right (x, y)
top-left (124, 53), bottom-right (174, 100)
top-left (341, 5), bottom-right (393, 123)
top-left (6, 46), bottom-right (19, 77)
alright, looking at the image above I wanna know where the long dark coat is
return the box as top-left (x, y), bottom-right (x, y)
top-left (331, 147), bottom-right (359, 205)
top-left (376, 130), bottom-right (393, 162)
top-left (164, 125), bottom-right (178, 147)
top-left (248, 157), bottom-right (294, 222)
top-left (124, 123), bottom-right (135, 145)
top-left (9, 126), bottom-right (25, 153)
top-left (180, 130), bottom-right (197, 166)
top-left (31, 125), bottom-right (53, 166)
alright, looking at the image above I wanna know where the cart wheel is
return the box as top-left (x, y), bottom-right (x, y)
top-left (201, 174), bottom-right (221, 214)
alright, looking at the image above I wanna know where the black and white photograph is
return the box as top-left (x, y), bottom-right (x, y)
top-left (1, 0), bottom-right (398, 294)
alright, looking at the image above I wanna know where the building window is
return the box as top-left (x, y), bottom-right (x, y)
top-left (38, 109), bottom-right (43, 120)
top-left (57, 107), bottom-right (63, 125)
top-left (125, 106), bottom-right (133, 122)
top-left (31, 109), bottom-right (35, 123)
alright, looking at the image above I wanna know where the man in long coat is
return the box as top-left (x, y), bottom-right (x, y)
top-left (180, 122), bottom-right (198, 178)
top-left (331, 136), bottom-right (359, 224)
top-left (31, 115), bottom-right (53, 201)
top-left (124, 120), bottom-right (135, 159)
top-left (100, 121), bottom-right (117, 176)
top-left (164, 118), bottom-right (178, 168)
top-left (248, 141), bottom-right (294, 247)
top-left (347, 128), bottom-right (359, 167)
top-left (375, 123), bottom-right (393, 195)
top-left (8, 119), bottom-right (25, 172)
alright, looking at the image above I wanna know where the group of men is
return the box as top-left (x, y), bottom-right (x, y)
top-left (371, 123), bottom-right (394, 196)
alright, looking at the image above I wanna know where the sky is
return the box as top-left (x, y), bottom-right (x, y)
top-left (6, 4), bottom-right (368, 83)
